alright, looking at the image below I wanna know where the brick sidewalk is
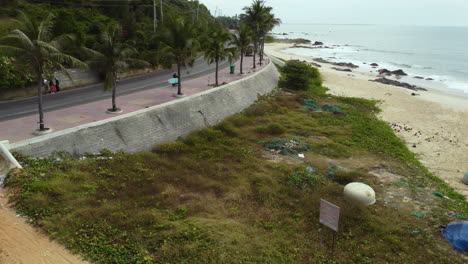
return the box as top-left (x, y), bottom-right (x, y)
top-left (0, 57), bottom-right (269, 143)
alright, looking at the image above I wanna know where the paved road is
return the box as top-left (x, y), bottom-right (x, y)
top-left (0, 58), bottom-right (229, 122)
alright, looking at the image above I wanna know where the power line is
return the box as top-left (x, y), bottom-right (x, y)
top-left (35, 0), bottom-right (158, 7)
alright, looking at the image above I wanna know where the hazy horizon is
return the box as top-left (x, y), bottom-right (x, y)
top-left (199, 0), bottom-right (468, 27)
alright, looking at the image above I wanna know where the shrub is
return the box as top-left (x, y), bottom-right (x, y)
top-left (152, 141), bottom-right (188, 154)
top-left (214, 121), bottom-right (237, 136)
top-left (256, 123), bottom-right (286, 135)
top-left (0, 56), bottom-right (34, 91)
top-left (279, 60), bottom-right (321, 91)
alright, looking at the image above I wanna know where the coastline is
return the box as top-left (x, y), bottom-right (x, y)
top-left (265, 42), bottom-right (468, 197)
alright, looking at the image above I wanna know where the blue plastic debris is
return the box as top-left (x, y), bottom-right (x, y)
top-left (305, 166), bottom-right (315, 173)
top-left (463, 172), bottom-right (468, 185)
top-left (440, 220), bottom-right (468, 251)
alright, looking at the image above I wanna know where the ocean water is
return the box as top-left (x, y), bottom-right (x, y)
top-left (273, 24), bottom-right (468, 95)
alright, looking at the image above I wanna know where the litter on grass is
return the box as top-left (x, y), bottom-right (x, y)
top-left (411, 213), bottom-right (426, 218)
top-left (440, 220), bottom-right (468, 251)
top-left (261, 138), bottom-right (311, 156)
top-left (288, 171), bottom-right (319, 187)
top-left (300, 99), bottom-right (343, 113)
top-left (432, 192), bottom-right (449, 199)
top-left (449, 211), bottom-right (467, 219)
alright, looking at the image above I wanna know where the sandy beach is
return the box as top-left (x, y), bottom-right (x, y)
top-left (265, 43), bottom-right (468, 197)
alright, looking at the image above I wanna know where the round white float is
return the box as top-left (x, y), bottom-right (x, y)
top-left (463, 172), bottom-right (468, 185)
top-left (343, 182), bottom-right (376, 205)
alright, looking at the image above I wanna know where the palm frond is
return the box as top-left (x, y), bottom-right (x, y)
top-left (81, 47), bottom-right (105, 59)
top-left (50, 33), bottom-right (77, 50)
top-left (124, 59), bottom-right (151, 69)
top-left (37, 40), bottom-right (60, 53)
top-left (37, 13), bottom-right (55, 42)
top-left (0, 45), bottom-right (26, 57)
top-left (3, 29), bottom-right (34, 50)
top-left (49, 53), bottom-right (88, 69)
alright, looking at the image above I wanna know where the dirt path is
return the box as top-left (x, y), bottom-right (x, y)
top-left (0, 190), bottom-right (88, 264)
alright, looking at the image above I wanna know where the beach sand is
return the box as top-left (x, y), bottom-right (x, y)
top-left (265, 43), bottom-right (468, 197)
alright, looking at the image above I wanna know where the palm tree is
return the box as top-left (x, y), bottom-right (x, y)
top-left (160, 17), bottom-right (199, 96)
top-left (202, 24), bottom-right (237, 86)
top-left (83, 23), bottom-right (150, 113)
top-left (242, 0), bottom-right (265, 69)
top-left (231, 23), bottom-right (252, 74)
top-left (259, 11), bottom-right (281, 63)
top-left (0, 11), bottom-right (87, 132)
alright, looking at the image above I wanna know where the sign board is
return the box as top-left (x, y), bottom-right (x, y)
top-left (319, 199), bottom-right (340, 232)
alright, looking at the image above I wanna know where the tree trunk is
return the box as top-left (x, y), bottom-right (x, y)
top-left (112, 84), bottom-right (117, 111)
top-left (240, 50), bottom-right (244, 74)
top-left (177, 63), bottom-right (182, 95)
top-left (215, 56), bottom-right (219, 86)
top-left (37, 75), bottom-right (45, 130)
top-left (253, 41), bottom-right (257, 69)
top-left (260, 38), bottom-right (265, 64)
top-left (259, 38), bottom-right (264, 66)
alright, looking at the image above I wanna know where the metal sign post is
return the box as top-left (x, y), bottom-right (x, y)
top-left (319, 199), bottom-right (340, 255)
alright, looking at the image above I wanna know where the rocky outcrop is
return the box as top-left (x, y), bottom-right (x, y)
top-left (331, 67), bottom-right (352, 72)
top-left (313, 41), bottom-right (324, 45)
top-left (280, 38), bottom-right (311, 44)
top-left (378, 69), bottom-right (408, 76)
top-left (309, 62), bottom-right (322, 68)
top-left (426, 78), bottom-right (434, 81)
top-left (313, 58), bottom-right (359, 68)
top-left (370, 78), bottom-right (427, 91)
top-left (414, 76), bottom-right (424, 79)
top-left (370, 63), bottom-right (379, 67)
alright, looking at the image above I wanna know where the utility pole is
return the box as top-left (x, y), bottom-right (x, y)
top-left (153, 0), bottom-right (157, 32)
top-left (214, 6), bottom-right (218, 17)
top-left (196, 1), bottom-right (200, 22)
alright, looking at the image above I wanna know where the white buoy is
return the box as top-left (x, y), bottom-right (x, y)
top-left (343, 182), bottom-right (376, 205)
top-left (463, 172), bottom-right (468, 185)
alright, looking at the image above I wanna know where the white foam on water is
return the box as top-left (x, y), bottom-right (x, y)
top-left (280, 37), bottom-right (468, 97)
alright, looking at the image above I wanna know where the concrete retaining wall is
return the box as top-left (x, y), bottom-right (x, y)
top-left (10, 62), bottom-right (280, 157)
top-left (55, 69), bottom-right (101, 89)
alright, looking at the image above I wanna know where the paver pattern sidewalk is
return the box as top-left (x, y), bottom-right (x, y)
top-left (0, 57), bottom-right (268, 143)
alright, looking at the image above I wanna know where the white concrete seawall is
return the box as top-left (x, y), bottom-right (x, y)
top-left (10, 61), bottom-right (280, 157)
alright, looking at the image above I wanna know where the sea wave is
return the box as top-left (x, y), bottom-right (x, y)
top-left (361, 48), bottom-right (415, 56)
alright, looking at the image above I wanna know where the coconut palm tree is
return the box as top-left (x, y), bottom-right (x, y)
top-left (83, 23), bottom-right (150, 113)
top-left (241, 0), bottom-right (266, 69)
top-left (259, 11), bottom-right (281, 63)
top-left (0, 11), bottom-right (87, 132)
top-left (202, 24), bottom-right (237, 86)
top-left (160, 17), bottom-right (199, 96)
top-left (231, 23), bottom-right (252, 74)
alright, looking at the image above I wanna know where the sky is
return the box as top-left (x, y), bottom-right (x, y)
top-left (198, 0), bottom-right (468, 27)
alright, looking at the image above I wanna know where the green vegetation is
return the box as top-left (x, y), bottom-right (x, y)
top-left (202, 22), bottom-right (237, 86)
top-left (160, 17), bottom-right (199, 95)
top-left (5, 61), bottom-right (466, 264)
top-left (0, 11), bottom-right (87, 130)
top-left (280, 60), bottom-right (323, 92)
top-left (0, 56), bottom-right (34, 90)
top-left (231, 23), bottom-right (252, 74)
top-left (83, 23), bottom-right (150, 113)
top-left (241, 0), bottom-right (281, 68)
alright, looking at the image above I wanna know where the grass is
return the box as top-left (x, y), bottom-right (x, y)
top-left (4, 61), bottom-right (467, 263)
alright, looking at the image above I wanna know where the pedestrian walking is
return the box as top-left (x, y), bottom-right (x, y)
top-left (171, 72), bottom-right (178, 87)
top-left (51, 83), bottom-right (57, 93)
top-left (55, 78), bottom-right (60, 92)
top-left (48, 79), bottom-right (54, 93)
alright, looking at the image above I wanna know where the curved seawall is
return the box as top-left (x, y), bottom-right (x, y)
top-left (10, 61), bottom-right (280, 157)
